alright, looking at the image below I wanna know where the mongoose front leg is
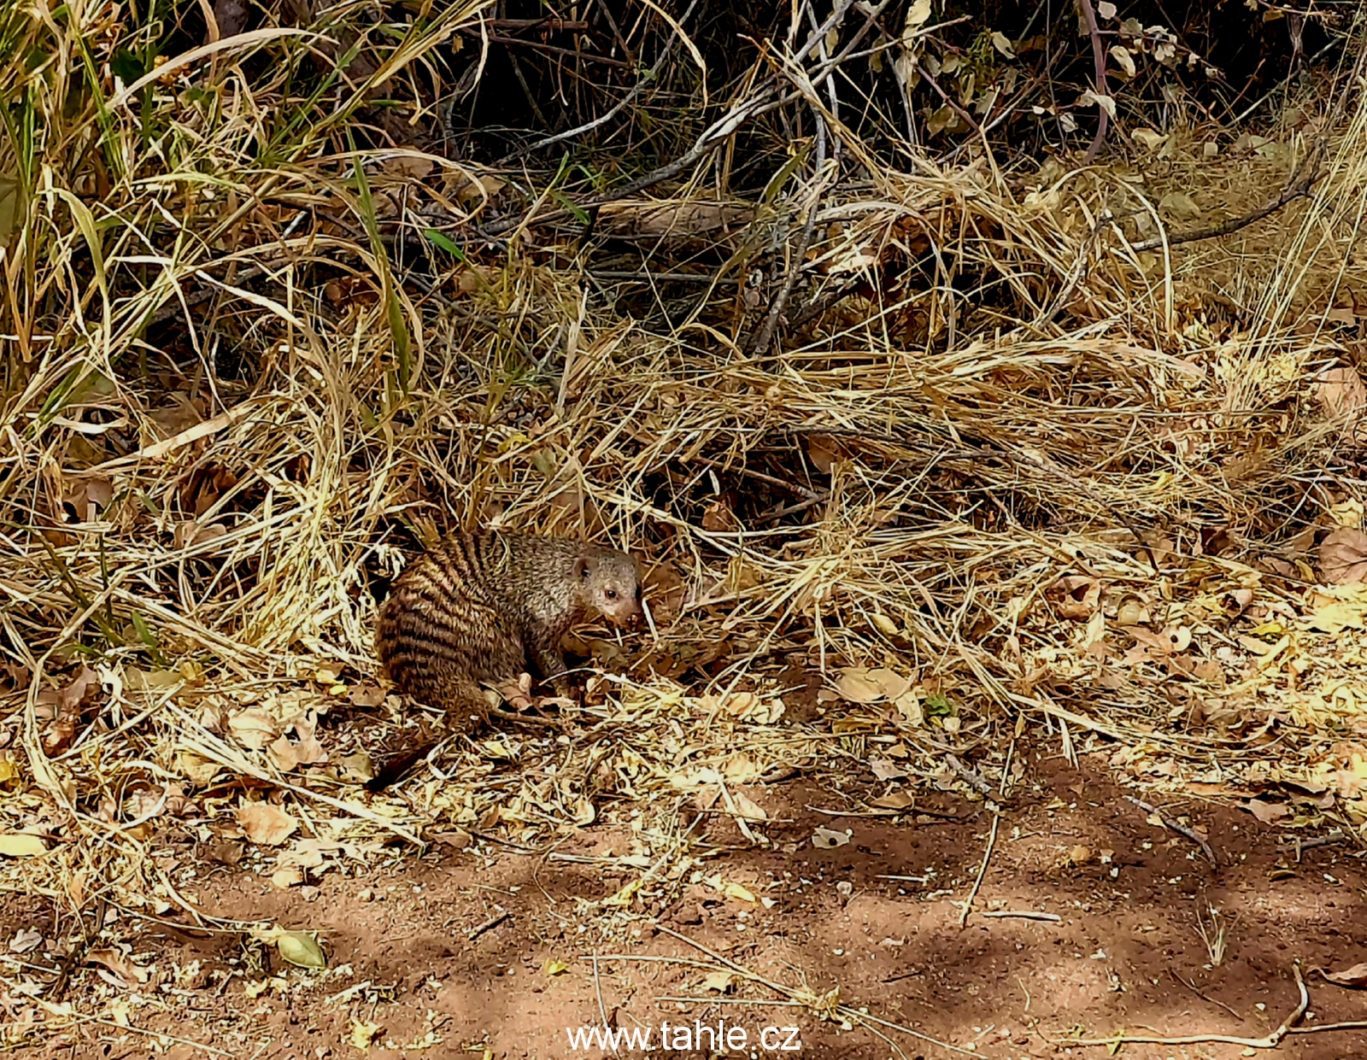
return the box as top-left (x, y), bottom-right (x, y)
top-left (527, 635), bottom-right (579, 700)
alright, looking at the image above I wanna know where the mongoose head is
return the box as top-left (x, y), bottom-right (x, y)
top-left (575, 547), bottom-right (642, 628)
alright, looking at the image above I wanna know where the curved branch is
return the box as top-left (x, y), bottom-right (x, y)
top-left (1078, 0), bottom-right (1109, 163)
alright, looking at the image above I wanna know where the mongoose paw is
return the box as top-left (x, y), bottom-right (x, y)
top-left (549, 675), bottom-right (586, 706)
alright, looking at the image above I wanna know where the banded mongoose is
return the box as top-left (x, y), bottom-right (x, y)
top-left (366, 531), bottom-right (642, 790)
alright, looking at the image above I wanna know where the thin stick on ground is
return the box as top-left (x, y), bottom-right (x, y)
top-left (1127, 795), bottom-right (1218, 867)
top-left (654, 924), bottom-right (976, 1057)
top-left (591, 953), bottom-right (610, 1029)
top-left (1069, 963), bottom-right (1310, 1049)
top-left (981, 910), bottom-right (1060, 923)
top-left (957, 810), bottom-right (1000, 928)
top-left (466, 911), bottom-right (510, 940)
top-left (1171, 969), bottom-right (1243, 1022)
top-left (958, 736), bottom-right (1012, 927)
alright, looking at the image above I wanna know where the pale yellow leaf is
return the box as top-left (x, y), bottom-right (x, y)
top-left (1109, 45), bottom-right (1136, 77)
top-left (0, 834), bottom-right (47, 857)
top-left (904, 0), bottom-right (933, 33)
top-left (349, 1019), bottom-right (383, 1049)
top-left (1159, 191), bottom-right (1201, 218)
top-left (835, 667), bottom-right (882, 703)
top-left (702, 970), bottom-right (739, 993)
top-left (228, 706), bottom-right (279, 751)
top-left (870, 613), bottom-right (900, 637)
top-left (721, 881), bottom-right (757, 903)
top-left (237, 802), bottom-right (299, 846)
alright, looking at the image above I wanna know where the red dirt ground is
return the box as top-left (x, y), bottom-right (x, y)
top-left (4, 744), bottom-right (1365, 1059)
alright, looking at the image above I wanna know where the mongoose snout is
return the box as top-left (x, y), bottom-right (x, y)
top-left (578, 548), bottom-right (644, 629)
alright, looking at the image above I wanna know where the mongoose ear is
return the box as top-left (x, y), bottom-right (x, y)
top-left (574, 555), bottom-right (591, 581)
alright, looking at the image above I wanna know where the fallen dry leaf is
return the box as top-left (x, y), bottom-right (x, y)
top-left (835, 666), bottom-right (911, 704)
top-left (86, 947), bottom-right (148, 986)
top-left (228, 706), bottom-right (280, 751)
top-left (41, 713), bottom-right (77, 756)
top-left (729, 791), bottom-right (768, 822)
top-left (1319, 527), bottom-right (1367, 585)
top-left (0, 834), bottom-right (48, 857)
top-left (9, 928), bottom-right (42, 953)
top-left (237, 802), bottom-right (299, 846)
top-left (812, 826), bottom-right (850, 849)
top-left (1320, 962), bottom-right (1367, 989)
top-left (1240, 798), bottom-right (1290, 825)
top-left (869, 757), bottom-right (908, 781)
top-left (271, 928), bottom-right (326, 969)
top-left (717, 879), bottom-right (757, 903)
top-left (807, 436), bottom-right (838, 473)
top-left (267, 710), bottom-right (328, 772)
top-left (893, 690), bottom-right (925, 726)
top-left (349, 1018), bottom-right (383, 1050)
top-left (268, 730), bottom-right (327, 772)
top-left (702, 970), bottom-right (739, 993)
top-left (271, 866), bottom-right (304, 889)
top-left (57, 667), bottom-right (99, 711)
top-left (1306, 600), bottom-right (1366, 634)
top-left (1051, 575), bottom-right (1101, 620)
top-left (175, 749), bottom-right (222, 787)
top-left (596, 199), bottom-right (753, 240)
top-left (869, 612), bottom-right (900, 636)
top-left (1115, 595), bottom-right (1152, 627)
top-left (349, 683), bottom-right (387, 708)
top-left (1315, 366), bottom-right (1367, 444)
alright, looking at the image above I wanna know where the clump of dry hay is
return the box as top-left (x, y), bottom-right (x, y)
top-left (1, 0), bottom-right (1366, 936)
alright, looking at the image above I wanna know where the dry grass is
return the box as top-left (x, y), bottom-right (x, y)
top-left (2, 0), bottom-right (1367, 1014)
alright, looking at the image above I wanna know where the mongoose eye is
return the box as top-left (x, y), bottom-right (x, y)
top-left (605, 589), bottom-right (618, 600)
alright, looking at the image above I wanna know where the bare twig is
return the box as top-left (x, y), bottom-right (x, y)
top-left (745, 120), bottom-right (829, 355)
top-left (1127, 795), bottom-right (1218, 867)
top-left (1171, 970), bottom-right (1243, 1022)
top-left (590, 953), bottom-right (610, 1028)
top-left (467, 911), bottom-right (510, 940)
top-left (1131, 153), bottom-right (1326, 252)
top-left (1069, 963), bottom-right (1309, 1049)
top-left (505, 0), bottom-right (701, 159)
top-left (655, 925), bottom-right (976, 1056)
top-left (981, 910), bottom-right (1061, 923)
top-left (958, 812), bottom-right (1000, 928)
top-left (914, 58), bottom-right (982, 138)
top-left (1078, 0), bottom-right (1109, 163)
